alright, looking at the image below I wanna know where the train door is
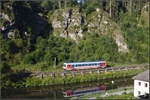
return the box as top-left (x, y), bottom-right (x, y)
top-left (67, 64), bottom-right (72, 70)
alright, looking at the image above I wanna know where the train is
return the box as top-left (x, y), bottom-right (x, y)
top-left (63, 61), bottom-right (107, 70)
top-left (63, 85), bottom-right (106, 97)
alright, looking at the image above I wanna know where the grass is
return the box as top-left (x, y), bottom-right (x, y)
top-left (12, 62), bottom-right (148, 73)
top-left (107, 62), bottom-right (148, 68)
top-left (12, 62), bottom-right (63, 73)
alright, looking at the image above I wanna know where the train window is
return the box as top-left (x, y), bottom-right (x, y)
top-left (64, 64), bottom-right (66, 67)
top-left (72, 65), bottom-right (74, 67)
top-left (89, 64), bottom-right (92, 66)
top-left (92, 64), bottom-right (94, 66)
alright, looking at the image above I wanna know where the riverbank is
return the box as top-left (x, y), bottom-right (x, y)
top-left (1, 66), bottom-right (147, 88)
top-left (1, 78), bottom-right (134, 99)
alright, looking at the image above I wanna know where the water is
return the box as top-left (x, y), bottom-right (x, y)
top-left (1, 78), bottom-right (133, 99)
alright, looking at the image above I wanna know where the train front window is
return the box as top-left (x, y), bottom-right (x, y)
top-left (100, 63), bottom-right (102, 66)
top-left (64, 64), bottom-right (66, 67)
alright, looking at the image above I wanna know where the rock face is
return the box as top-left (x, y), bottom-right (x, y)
top-left (51, 8), bottom-right (84, 42)
top-left (115, 34), bottom-right (129, 52)
top-left (51, 8), bottom-right (129, 52)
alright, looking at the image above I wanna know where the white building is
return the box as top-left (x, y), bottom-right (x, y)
top-left (132, 70), bottom-right (149, 97)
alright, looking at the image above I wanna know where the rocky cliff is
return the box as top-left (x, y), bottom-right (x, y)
top-left (51, 7), bottom-right (129, 52)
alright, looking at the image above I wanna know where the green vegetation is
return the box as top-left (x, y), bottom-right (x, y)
top-left (1, 67), bottom-right (147, 88)
top-left (1, 0), bottom-right (149, 88)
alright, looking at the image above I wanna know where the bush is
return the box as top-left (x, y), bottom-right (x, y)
top-left (1, 62), bottom-right (12, 74)
top-left (23, 53), bottom-right (35, 64)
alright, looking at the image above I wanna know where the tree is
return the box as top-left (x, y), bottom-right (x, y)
top-left (58, 0), bottom-right (62, 9)
top-left (129, 0), bottom-right (133, 15)
top-left (109, 0), bottom-right (112, 17)
top-left (64, 0), bottom-right (67, 9)
top-left (1, 62), bottom-right (12, 74)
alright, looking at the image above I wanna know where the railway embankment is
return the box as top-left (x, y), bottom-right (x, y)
top-left (30, 64), bottom-right (149, 78)
top-left (1, 65), bottom-right (148, 88)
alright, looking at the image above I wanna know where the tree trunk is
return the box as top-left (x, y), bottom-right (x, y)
top-left (70, 0), bottom-right (72, 6)
top-left (64, 0), bottom-right (67, 9)
top-left (58, 0), bottom-right (61, 9)
top-left (130, 0), bottom-right (132, 15)
top-left (110, 0), bottom-right (112, 17)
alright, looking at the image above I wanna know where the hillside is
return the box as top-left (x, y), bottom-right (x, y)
top-left (0, 0), bottom-right (149, 73)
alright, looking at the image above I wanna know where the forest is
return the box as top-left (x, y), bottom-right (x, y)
top-left (0, 0), bottom-right (149, 74)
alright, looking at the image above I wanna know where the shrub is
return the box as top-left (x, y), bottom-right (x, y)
top-left (23, 53), bottom-right (35, 64)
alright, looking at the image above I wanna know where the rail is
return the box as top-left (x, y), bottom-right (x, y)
top-left (30, 64), bottom-right (149, 78)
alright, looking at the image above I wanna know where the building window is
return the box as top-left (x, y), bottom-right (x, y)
top-left (138, 91), bottom-right (141, 95)
top-left (138, 82), bottom-right (141, 86)
top-left (145, 83), bottom-right (148, 87)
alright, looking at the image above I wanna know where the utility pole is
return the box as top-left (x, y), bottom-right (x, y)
top-left (53, 57), bottom-right (56, 70)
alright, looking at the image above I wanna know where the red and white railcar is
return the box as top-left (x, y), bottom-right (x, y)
top-left (63, 61), bottom-right (106, 70)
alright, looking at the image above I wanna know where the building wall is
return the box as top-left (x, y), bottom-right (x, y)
top-left (134, 80), bottom-right (149, 97)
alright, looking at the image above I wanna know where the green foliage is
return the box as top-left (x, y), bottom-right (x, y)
top-left (69, 34), bottom-right (118, 62)
top-left (41, 0), bottom-right (58, 12)
top-left (23, 53), bottom-right (35, 64)
top-left (1, 62), bottom-right (12, 74)
top-left (1, 67), bottom-right (146, 88)
top-left (119, 12), bottom-right (148, 63)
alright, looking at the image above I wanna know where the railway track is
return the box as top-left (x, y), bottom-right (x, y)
top-left (30, 64), bottom-right (149, 77)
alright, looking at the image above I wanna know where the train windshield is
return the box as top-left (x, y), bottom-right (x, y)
top-left (64, 64), bottom-right (66, 67)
